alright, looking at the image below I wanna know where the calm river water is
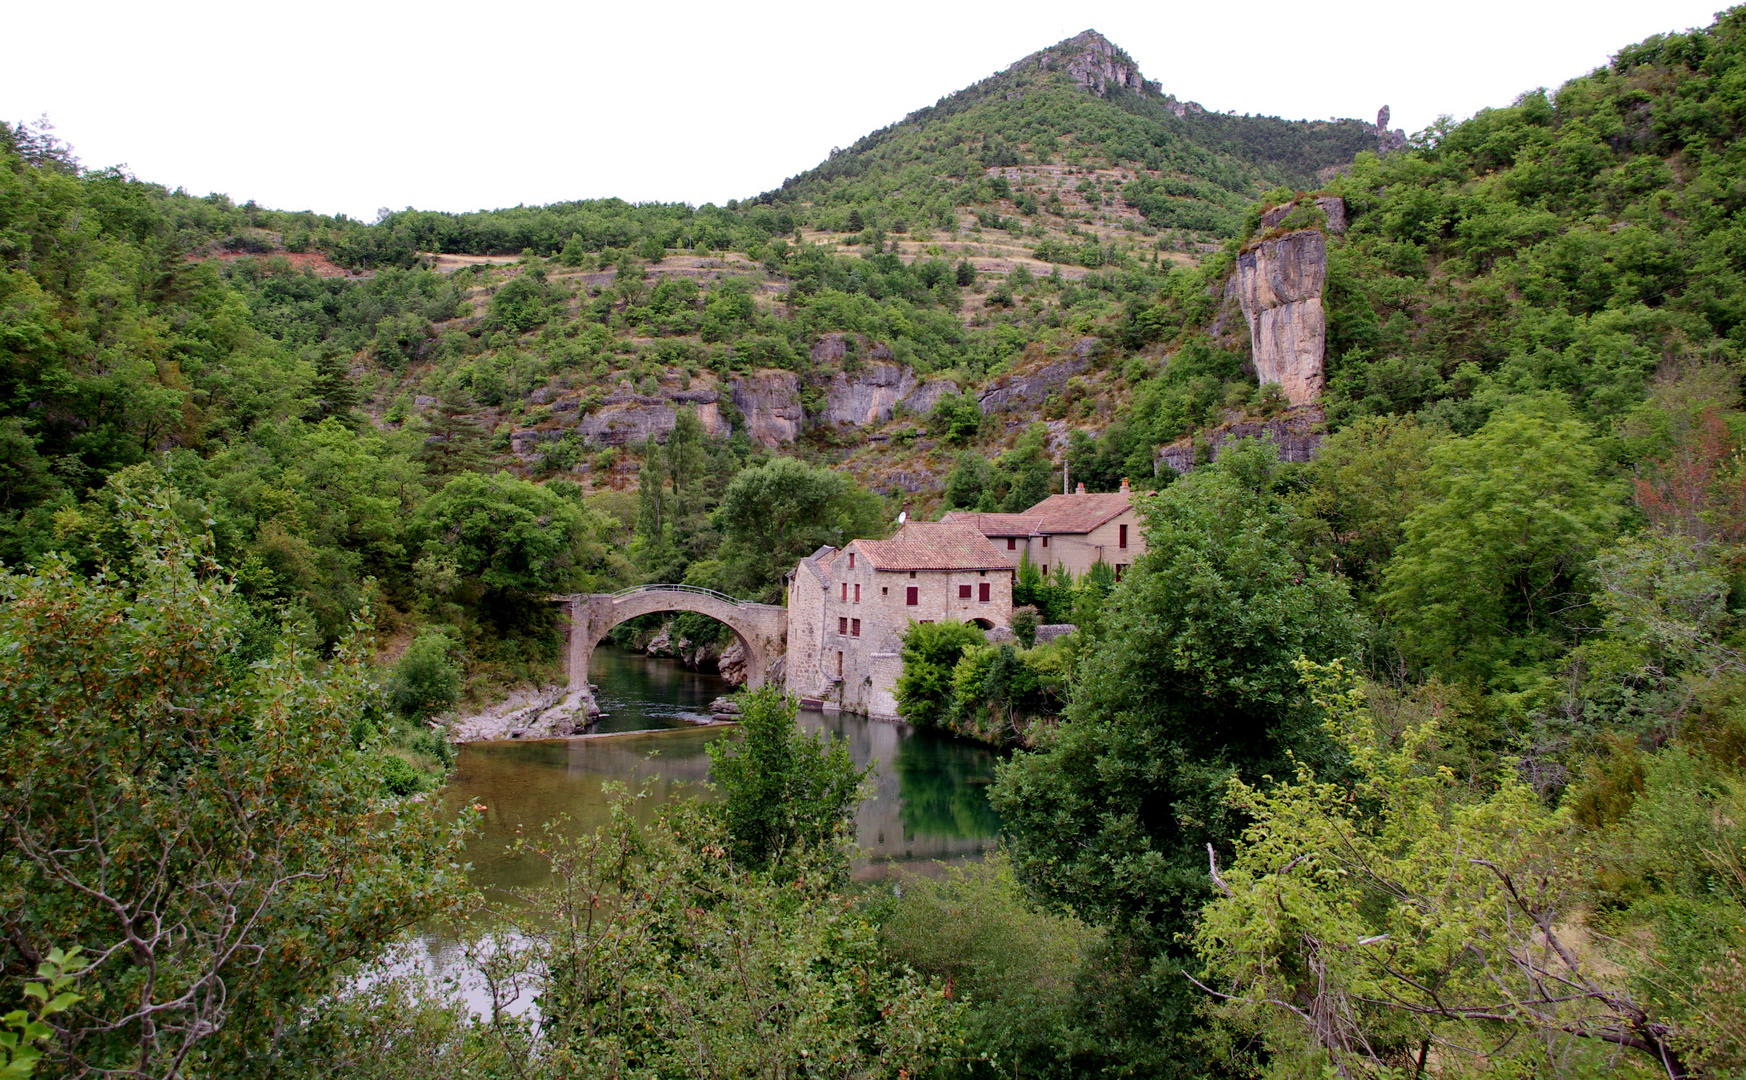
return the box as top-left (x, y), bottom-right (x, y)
top-left (437, 645), bottom-right (1003, 898)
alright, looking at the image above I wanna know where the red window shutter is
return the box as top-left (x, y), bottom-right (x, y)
top-left (839, 617), bottom-right (847, 634)
top-left (979, 582), bottom-right (990, 601)
top-left (1042, 536), bottom-right (1048, 547)
top-left (848, 553), bottom-right (855, 569)
top-left (841, 583), bottom-right (847, 601)
top-left (1007, 537), bottom-right (1016, 550)
top-left (958, 584), bottom-right (972, 599)
top-left (851, 619), bottom-right (861, 637)
top-left (1120, 523), bottom-right (1128, 549)
top-left (906, 587), bottom-right (918, 606)
top-left (854, 584), bottom-right (861, 603)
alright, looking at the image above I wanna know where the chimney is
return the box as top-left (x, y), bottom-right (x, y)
top-left (1075, 482), bottom-right (1087, 494)
top-left (1119, 477), bottom-right (1131, 494)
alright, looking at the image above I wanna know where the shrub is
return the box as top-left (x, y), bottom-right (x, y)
top-left (388, 627), bottom-right (462, 720)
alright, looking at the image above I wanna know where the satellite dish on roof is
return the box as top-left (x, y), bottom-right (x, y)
top-left (897, 510), bottom-right (908, 524)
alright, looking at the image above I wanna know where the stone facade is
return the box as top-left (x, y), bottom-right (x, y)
top-left (786, 488), bottom-right (1147, 720)
top-left (785, 523), bottom-right (1013, 720)
top-left (942, 480), bottom-right (1148, 581)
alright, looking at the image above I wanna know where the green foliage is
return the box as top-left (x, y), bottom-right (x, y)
top-left (1010, 604), bottom-right (1039, 648)
top-left (0, 488), bottom-right (464, 1074)
top-left (1380, 395), bottom-right (1624, 691)
top-left (894, 620), bottom-right (988, 729)
top-left (1197, 660), bottom-right (1716, 1079)
top-left (710, 457), bottom-right (886, 602)
top-left (870, 853), bottom-right (1100, 1079)
top-left (994, 439), bottom-right (1361, 955)
top-left (467, 787), bottom-right (961, 1078)
top-left (706, 684), bottom-right (868, 879)
top-left (1, 948), bottom-right (81, 1079)
top-left (387, 626), bottom-right (462, 720)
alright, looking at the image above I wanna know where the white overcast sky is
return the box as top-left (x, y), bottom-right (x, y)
top-left (3, 0), bottom-right (1731, 220)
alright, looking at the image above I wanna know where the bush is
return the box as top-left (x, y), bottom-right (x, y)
top-left (1011, 605), bottom-right (1039, 648)
top-left (379, 754), bottom-right (428, 796)
top-left (388, 627), bottom-right (462, 719)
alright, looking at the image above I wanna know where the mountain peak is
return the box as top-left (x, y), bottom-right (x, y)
top-left (1008, 29), bottom-right (1159, 99)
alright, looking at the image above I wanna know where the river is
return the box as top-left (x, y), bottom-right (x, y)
top-left (437, 645), bottom-right (1003, 898)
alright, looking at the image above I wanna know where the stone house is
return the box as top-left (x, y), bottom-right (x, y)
top-left (784, 522), bottom-right (1014, 719)
top-left (942, 478), bottom-right (1146, 581)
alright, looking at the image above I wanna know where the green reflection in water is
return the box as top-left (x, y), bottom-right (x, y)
top-left (441, 649), bottom-right (1003, 898)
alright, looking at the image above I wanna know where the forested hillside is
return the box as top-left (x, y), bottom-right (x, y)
top-left (6, 9), bottom-right (1746, 1078)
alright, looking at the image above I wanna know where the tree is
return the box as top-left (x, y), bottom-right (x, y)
top-left (0, 488), bottom-right (463, 1074)
top-left (955, 259), bottom-right (976, 286)
top-left (387, 626), bottom-right (463, 719)
top-left (466, 786), bottom-right (960, 1078)
top-left (1196, 660), bottom-right (1696, 1080)
top-left (706, 684), bottom-right (866, 877)
top-left (412, 471), bottom-right (616, 601)
top-left (943, 451), bottom-right (992, 509)
top-left (895, 620), bottom-right (988, 729)
top-left (416, 390), bottom-right (494, 478)
top-left (994, 439), bottom-right (1362, 941)
top-left (999, 424), bottom-right (1054, 513)
top-left (711, 458), bottom-right (885, 602)
top-left (1380, 395), bottom-right (1624, 689)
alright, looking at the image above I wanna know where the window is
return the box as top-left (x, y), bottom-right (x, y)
top-left (979, 582), bottom-right (990, 602)
top-left (836, 651), bottom-right (843, 677)
top-left (958, 584), bottom-right (972, 599)
top-left (1041, 564), bottom-right (1048, 576)
top-left (1119, 523), bottom-right (1128, 549)
top-left (854, 584), bottom-right (860, 603)
top-left (906, 587), bottom-right (918, 606)
top-left (1041, 536), bottom-right (1049, 548)
top-left (908, 571), bottom-right (916, 579)
top-left (1115, 564), bottom-right (1126, 582)
top-left (1007, 537), bottom-right (1016, 550)
top-left (839, 617), bottom-right (848, 634)
top-left (848, 552), bottom-right (855, 569)
top-left (881, 586), bottom-right (888, 595)
top-left (841, 583), bottom-right (847, 602)
top-left (851, 618), bottom-right (861, 637)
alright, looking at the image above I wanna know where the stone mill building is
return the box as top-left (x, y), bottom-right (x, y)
top-left (784, 484), bottom-right (1146, 719)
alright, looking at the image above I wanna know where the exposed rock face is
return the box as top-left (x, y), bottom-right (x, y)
top-left (1022, 31), bottom-right (1159, 98)
top-left (1260, 196), bottom-right (1346, 235)
top-left (717, 639), bottom-right (747, 686)
top-left (977, 354), bottom-right (1090, 412)
top-left (825, 361), bottom-right (918, 425)
top-left (1156, 409), bottom-right (1325, 476)
top-left (1375, 105), bottom-right (1408, 155)
top-left (1236, 230), bottom-right (1327, 407)
top-left (578, 401), bottom-right (678, 446)
top-left (730, 371), bottom-right (805, 446)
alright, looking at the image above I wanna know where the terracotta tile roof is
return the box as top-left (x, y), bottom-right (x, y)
top-left (1022, 492), bottom-right (1133, 534)
top-left (938, 511), bottom-right (1041, 536)
top-left (852, 522), bottom-right (1012, 572)
top-left (798, 546), bottom-right (838, 587)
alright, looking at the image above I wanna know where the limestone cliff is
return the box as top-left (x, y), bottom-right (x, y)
top-left (1237, 229), bottom-right (1328, 407)
top-left (729, 371), bottom-right (804, 446)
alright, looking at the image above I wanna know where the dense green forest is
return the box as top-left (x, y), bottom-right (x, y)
top-left (7, 10), bottom-right (1746, 1079)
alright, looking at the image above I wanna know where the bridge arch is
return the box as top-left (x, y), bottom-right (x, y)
top-left (553, 586), bottom-right (788, 714)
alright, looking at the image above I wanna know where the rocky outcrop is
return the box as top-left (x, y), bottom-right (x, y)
top-left (717, 639), bottom-right (747, 685)
top-left (1260, 196), bottom-right (1346, 235)
top-left (1237, 230), bottom-right (1327, 407)
top-left (1022, 31), bottom-right (1158, 98)
top-left (1156, 409), bottom-right (1325, 476)
top-left (977, 352), bottom-right (1090, 412)
top-left (1376, 105), bottom-right (1408, 155)
top-left (824, 361), bottom-right (919, 426)
top-left (730, 370), bottom-right (804, 446)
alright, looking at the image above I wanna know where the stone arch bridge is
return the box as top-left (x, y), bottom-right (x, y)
top-left (546, 585), bottom-right (787, 722)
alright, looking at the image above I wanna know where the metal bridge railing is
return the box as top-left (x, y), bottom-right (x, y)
top-left (608, 583), bottom-right (746, 608)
